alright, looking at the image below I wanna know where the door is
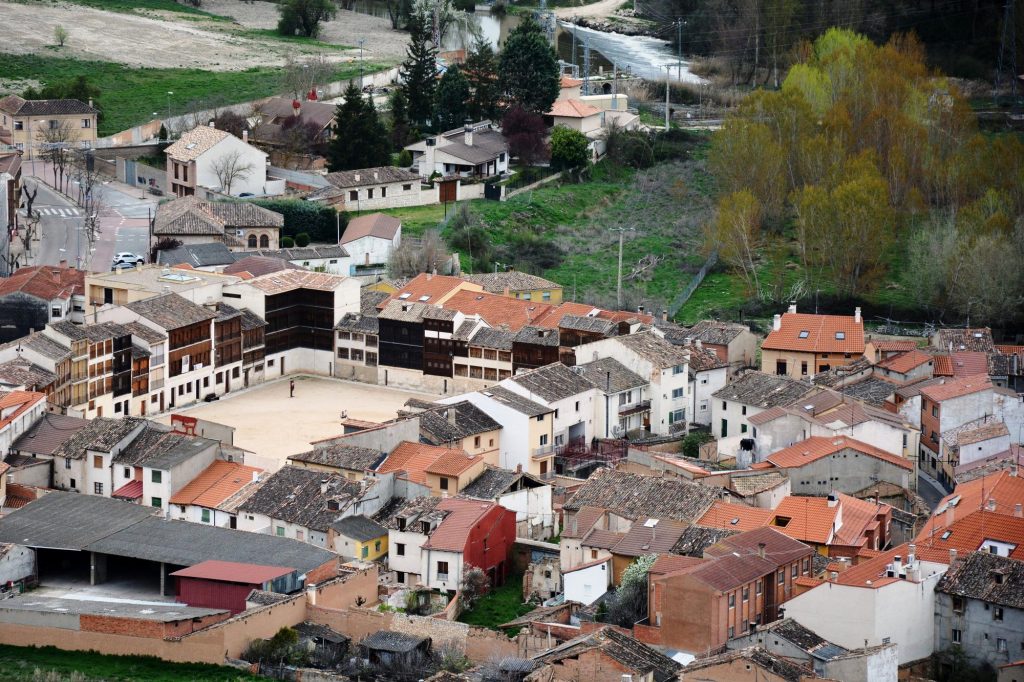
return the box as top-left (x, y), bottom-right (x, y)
top-left (160, 392), bottom-right (165, 412)
top-left (281, 357), bottom-right (285, 376)
top-left (244, 368), bottom-right (249, 388)
top-left (721, 419), bottom-right (728, 438)
top-left (225, 372), bottom-right (230, 394)
top-left (140, 400), bottom-right (146, 416)
top-left (775, 360), bottom-right (787, 375)
top-left (229, 516), bottom-right (237, 529)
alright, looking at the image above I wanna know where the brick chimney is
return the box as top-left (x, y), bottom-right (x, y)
top-left (855, 307), bottom-right (862, 323)
top-left (773, 314), bottom-right (782, 332)
top-left (242, 129), bottom-right (249, 144)
top-left (464, 122), bottom-right (473, 147)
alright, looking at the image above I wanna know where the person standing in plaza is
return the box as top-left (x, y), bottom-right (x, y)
top-left (290, 379), bottom-right (295, 398)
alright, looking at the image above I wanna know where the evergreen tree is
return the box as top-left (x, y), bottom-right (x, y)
top-left (400, 14), bottom-right (438, 128)
top-left (434, 65), bottom-right (470, 131)
top-left (327, 82), bottom-right (392, 172)
top-left (389, 88), bottom-right (415, 151)
top-left (498, 16), bottom-right (559, 116)
top-left (464, 39), bottom-right (500, 122)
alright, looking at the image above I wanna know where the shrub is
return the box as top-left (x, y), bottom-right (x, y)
top-left (252, 199), bottom-right (344, 242)
top-left (294, 232), bottom-right (311, 247)
top-left (281, 236), bottom-right (295, 248)
top-left (682, 431), bottom-right (714, 459)
top-left (397, 149), bottom-right (413, 167)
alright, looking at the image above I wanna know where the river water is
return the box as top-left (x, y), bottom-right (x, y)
top-left (347, 0), bottom-right (701, 82)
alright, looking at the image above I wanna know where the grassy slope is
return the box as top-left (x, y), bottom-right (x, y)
top-left (61, 0), bottom-right (230, 19)
top-left (456, 575), bottom-right (532, 630)
top-left (0, 645), bottom-right (258, 681)
top-left (0, 54), bottom-right (383, 137)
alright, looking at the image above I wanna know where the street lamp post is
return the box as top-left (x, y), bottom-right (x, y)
top-left (166, 92), bottom-right (173, 126)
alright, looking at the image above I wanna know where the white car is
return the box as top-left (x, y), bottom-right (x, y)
top-left (112, 252), bottom-right (144, 267)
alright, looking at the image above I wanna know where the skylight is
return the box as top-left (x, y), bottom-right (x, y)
top-left (798, 330), bottom-right (809, 338)
top-left (398, 293), bottom-right (411, 299)
top-left (643, 518), bottom-right (659, 528)
top-left (418, 295), bottom-right (430, 302)
top-left (835, 331), bottom-right (846, 340)
top-left (941, 530), bottom-right (952, 540)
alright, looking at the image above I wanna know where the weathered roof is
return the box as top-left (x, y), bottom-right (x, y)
top-left (574, 357), bottom-right (647, 394)
top-left (12, 413), bottom-right (87, 456)
top-left (430, 123), bottom-right (508, 165)
top-left (937, 551), bottom-right (1024, 609)
top-left (418, 401), bottom-right (501, 444)
top-left (683, 647), bottom-right (809, 682)
top-left (169, 460), bottom-right (262, 509)
top-left (443, 290), bottom-right (552, 332)
top-left (610, 518), bottom-right (689, 557)
top-left (614, 331), bottom-right (689, 369)
top-left (563, 469), bottom-right (720, 523)
top-left (123, 320), bottom-right (167, 344)
top-left (461, 464), bottom-right (546, 500)
top-left (920, 374), bottom-right (992, 402)
top-left (877, 349), bottom-right (933, 374)
top-left (479, 386), bottom-right (551, 417)
top-left (685, 319), bottom-right (750, 346)
top-left (468, 326), bottom-right (515, 351)
top-left (126, 293), bottom-right (217, 330)
top-left (154, 196), bottom-right (283, 236)
top-left (533, 626), bottom-right (680, 682)
top-left (50, 417), bottom-right (144, 460)
top-left (325, 166), bottom-right (420, 189)
top-left (378, 299), bottom-right (430, 323)
top-left (335, 312), bottom-right (379, 334)
top-left (712, 371), bottom-right (815, 408)
top-left (766, 435), bottom-right (912, 471)
top-left (238, 465), bottom-right (363, 533)
top-left (247, 589), bottom-right (290, 606)
top-left (730, 471), bottom-right (789, 497)
top-left (288, 443), bottom-right (386, 472)
top-left (558, 314), bottom-right (617, 335)
top-left (0, 264), bottom-right (84, 302)
top-left (934, 327), bottom-right (994, 353)
top-left (12, 332), bottom-right (71, 362)
top-left (513, 325), bottom-right (560, 347)
top-left (0, 359), bottom-right (56, 390)
top-left (156, 242), bottom-right (236, 268)
top-left (688, 344), bottom-right (728, 372)
top-left (295, 621), bottom-right (350, 644)
top-left (461, 271), bottom-right (561, 294)
top-left (361, 630), bottom-right (428, 652)
top-left (423, 497), bottom-right (501, 551)
top-left (698, 501), bottom-right (774, 532)
top-left (762, 310), bottom-right (865, 354)
top-left (0, 95), bottom-right (98, 116)
top-left (507, 362), bottom-right (596, 403)
top-left (332, 514), bottom-right (387, 541)
top-left (223, 255), bottom-right (304, 278)
top-left (342, 213), bottom-right (402, 243)
top-left (164, 125), bottom-right (232, 162)
top-left (837, 377), bottom-right (899, 407)
top-left (372, 495), bottom-right (444, 531)
top-left (549, 98), bottom-right (602, 118)
top-left (243, 269), bottom-right (350, 295)
top-left (670, 524), bottom-right (739, 557)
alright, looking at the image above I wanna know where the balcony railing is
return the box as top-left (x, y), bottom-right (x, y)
top-left (619, 399), bottom-right (652, 416)
top-left (150, 379), bottom-right (164, 390)
top-left (533, 445), bottom-right (554, 458)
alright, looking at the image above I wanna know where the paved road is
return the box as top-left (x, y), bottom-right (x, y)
top-left (27, 180), bottom-right (88, 269)
top-left (918, 470), bottom-right (950, 510)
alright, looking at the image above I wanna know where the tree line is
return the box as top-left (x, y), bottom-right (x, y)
top-left (704, 28), bottom-right (1024, 326)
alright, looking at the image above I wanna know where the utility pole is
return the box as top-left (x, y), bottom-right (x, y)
top-left (358, 38), bottom-right (366, 90)
top-left (676, 18), bottom-right (684, 84)
top-left (583, 35), bottom-right (592, 95)
top-left (610, 227), bottom-right (634, 310)
top-left (664, 65), bottom-right (671, 130)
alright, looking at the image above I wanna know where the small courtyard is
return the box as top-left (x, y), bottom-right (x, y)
top-left (156, 376), bottom-right (435, 469)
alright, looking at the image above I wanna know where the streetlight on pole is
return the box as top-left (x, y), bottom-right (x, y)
top-left (166, 92), bottom-right (173, 126)
top-left (358, 38), bottom-right (366, 90)
top-left (610, 227), bottom-right (634, 310)
top-left (663, 65), bottom-right (672, 131)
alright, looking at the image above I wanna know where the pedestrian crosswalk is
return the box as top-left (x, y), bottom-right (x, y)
top-left (34, 207), bottom-right (82, 217)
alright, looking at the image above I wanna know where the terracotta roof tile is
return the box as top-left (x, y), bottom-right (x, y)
top-left (0, 391), bottom-right (45, 431)
top-left (0, 265), bottom-right (84, 302)
top-left (919, 374), bottom-right (991, 402)
top-left (872, 340), bottom-right (918, 352)
top-left (829, 543), bottom-right (950, 588)
top-left (766, 435), bottom-right (912, 471)
top-left (342, 213), bottom-right (402, 243)
top-left (425, 448), bottom-right (482, 476)
top-left (164, 125), bottom-right (231, 162)
top-left (169, 460), bottom-right (263, 509)
top-left (917, 510), bottom-right (1024, 561)
top-left (442, 289), bottom-right (553, 331)
top-left (423, 497), bottom-right (503, 552)
top-left (384, 273), bottom-right (480, 308)
top-left (170, 560), bottom-right (293, 584)
top-left (549, 98), bottom-right (601, 118)
top-left (377, 441), bottom-right (469, 483)
top-left (877, 350), bottom-right (933, 374)
top-left (762, 311), bottom-right (865, 354)
top-left (697, 501), bottom-right (774, 531)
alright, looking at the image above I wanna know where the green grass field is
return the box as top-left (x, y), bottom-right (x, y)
top-left (456, 575), bottom-right (533, 630)
top-left (234, 28), bottom-right (352, 51)
top-left (0, 645), bottom-right (258, 681)
top-left (0, 54), bottom-right (383, 136)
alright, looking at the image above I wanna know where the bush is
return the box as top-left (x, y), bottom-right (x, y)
top-left (550, 125), bottom-right (590, 170)
top-left (242, 627), bottom-right (309, 666)
top-left (252, 199), bottom-right (344, 242)
top-left (281, 236), bottom-right (295, 248)
top-left (397, 149), bottom-right (413, 167)
top-left (294, 232), bottom-right (311, 247)
top-left (682, 431), bottom-right (714, 458)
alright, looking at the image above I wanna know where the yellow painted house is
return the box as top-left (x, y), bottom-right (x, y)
top-left (462, 271), bottom-right (564, 305)
top-left (331, 514), bottom-right (389, 561)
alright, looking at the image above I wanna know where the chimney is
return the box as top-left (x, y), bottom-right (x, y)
top-left (59, 259), bottom-right (68, 268)
top-left (773, 314), bottom-right (782, 331)
top-left (320, 478), bottom-right (328, 495)
top-left (695, 339), bottom-right (703, 349)
top-left (892, 555), bottom-right (902, 574)
top-left (516, 463), bottom-right (522, 474)
top-left (306, 583), bottom-right (317, 606)
top-left (426, 272), bottom-right (433, 281)
top-left (683, 337), bottom-right (692, 347)
top-left (908, 543), bottom-right (916, 564)
top-left (945, 503), bottom-right (955, 527)
top-left (788, 302), bottom-right (797, 314)
top-left (447, 408), bottom-right (456, 426)
top-left (374, 171), bottom-right (379, 180)
top-left (252, 470), bottom-right (260, 483)
top-left (88, 98), bottom-right (93, 108)
top-left (757, 542), bottom-right (766, 559)
top-left (464, 122), bottom-right (473, 146)
top-left (949, 548), bottom-right (958, 565)
top-left (292, 99), bottom-right (301, 116)
top-left (854, 306), bottom-right (862, 323)
top-left (662, 310), bottom-right (668, 322)
top-left (209, 120), bottom-right (215, 128)
top-left (354, 173), bottom-right (360, 182)
top-left (827, 491), bottom-right (838, 508)
top-left (242, 129), bottom-right (249, 143)
top-left (987, 498), bottom-right (997, 512)
top-left (637, 305), bottom-right (644, 314)
top-left (1015, 503), bottom-right (1022, 518)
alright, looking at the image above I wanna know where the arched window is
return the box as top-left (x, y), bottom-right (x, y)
top-left (247, 234), bottom-right (257, 248)
top-left (260, 234), bottom-right (270, 248)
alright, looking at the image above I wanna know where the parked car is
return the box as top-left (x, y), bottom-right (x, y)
top-left (111, 262), bottom-right (137, 272)
top-left (112, 252), bottom-right (144, 267)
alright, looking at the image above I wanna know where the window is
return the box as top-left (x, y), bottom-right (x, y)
top-left (672, 387), bottom-right (684, 399)
top-left (474, 436), bottom-right (481, 448)
top-left (337, 348), bottom-right (349, 359)
top-left (65, 458), bottom-right (71, 470)
top-left (998, 638), bottom-right (1008, 652)
top-left (700, 400), bottom-right (708, 412)
top-left (728, 626), bottom-right (735, 638)
top-left (669, 409), bottom-right (685, 424)
top-left (951, 629), bottom-right (962, 644)
top-left (367, 188), bottom-right (374, 199)
top-left (69, 478), bottom-right (77, 488)
top-left (755, 580), bottom-right (762, 595)
top-left (151, 497), bottom-right (162, 508)
top-left (94, 482), bottom-right (103, 495)
top-left (801, 361), bottom-right (808, 375)
top-left (721, 419), bottom-right (728, 437)
top-left (216, 372), bottom-right (223, 384)
top-left (591, 549), bottom-right (598, 559)
top-left (276, 526), bottom-right (285, 536)
top-left (93, 455), bottom-right (103, 469)
top-left (798, 330), bottom-right (809, 338)
top-left (542, 291), bottom-right (551, 301)
top-left (437, 561), bottom-right (449, 579)
top-left (536, 414), bottom-right (544, 422)
top-left (380, 187), bottom-right (387, 198)
top-left (362, 545), bottom-right (369, 558)
top-left (202, 508), bottom-right (211, 523)
top-left (778, 570), bottom-right (785, 584)
top-left (439, 477), bottom-right (449, 490)
top-left (540, 434), bottom-right (548, 446)
top-left (52, 306), bottom-right (62, 318)
top-left (13, 120), bottom-right (23, 130)
top-left (728, 594), bottom-right (735, 608)
top-left (835, 331), bottom-right (845, 340)
top-left (152, 470), bottom-right (162, 483)
top-left (248, 234), bottom-right (257, 248)
top-left (994, 606), bottom-right (1004, 621)
top-left (673, 364), bottom-right (685, 375)
top-left (742, 587), bottom-right (749, 601)
top-left (952, 596), bottom-right (964, 613)
top-left (123, 467), bottom-right (131, 478)
top-left (791, 564), bottom-right (799, 577)
top-left (396, 543), bottom-right (405, 556)
top-left (741, 424), bottom-right (748, 433)
top-left (296, 530), bottom-right (304, 541)
top-left (260, 234), bottom-right (269, 248)
top-left (932, 405), bottom-right (938, 417)
top-left (349, 190), bottom-right (358, 201)
top-left (402, 184), bottom-right (412, 191)
top-left (375, 540), bottom-right (381, 552)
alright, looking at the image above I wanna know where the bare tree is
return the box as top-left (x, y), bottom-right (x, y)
top-left (18, 213), bottom-right (40, 263)
top-left (387, 229), bottom-right (451, 278)
top-left (211, 150), bottom-right (255, 195)
top-left (21, 182), bottom-right (38, 219)
top-left (71, 150), bottom-right (102, 216)
top-left (36, 121), bottom-right (80, 194)
top-left (54, 24), bottom-right (69, 47)
top-left (280, 54), bottom-right (336, 100)
top-left (82, 193), bottom-right (104, 260)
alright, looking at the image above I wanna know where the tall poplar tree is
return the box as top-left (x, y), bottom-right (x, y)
top-left (400, 14), bottom-right (438, 128)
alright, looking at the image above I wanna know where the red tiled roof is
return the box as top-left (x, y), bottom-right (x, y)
top-left (549, 99), bottom-right (601, 118)
top-left (382, 273), bottom-right (479, 309)
top-left (582, 528), bottom-right (624, 550)
top-left (766, 436), bottom-right (912, 471)
top-left (919, 374), bottom-right (991, 402)
top-left (443, 289), bottom-right (554, 331)
top-left (564, 506), bottom-right (604, 539)
top-left (769, 494), bottom-right (885, 547)
top-left (649, 554), bottom-right (705, 575)
top-left (996, 345), bottom-right (1024, 355)
top-left (877, 350), bottom-right (933, 374)
top-left (917, 470), bottom-right (1024, 540)
top-left (872, 340), bottom-right (918, 352)
top-left (0, 265), bottom-right (84, 302)
top-left (951, 351), bottom-right (989, 377)
top-left (610, 519), bottom-right (689, 557)
top-left (563, 556), bottom-right (612, 573)
top-left (170, 560), bottom-right (294, 584)
top-left (111, 480), bottom-right (143, 500)
top-left (829, 543), bottom-right (950, 588)
top-left (424, 497), bottom-right (502, 552)
top-left (916, 511), bottom-right (1024, 561)
top-left (560, 76), bottom-right (583, 88)
top-left (378, 441), bottom-right (466, 484)
top-left (425, 448), bottom-right (481, 476)
top-left (169, 460), bottom-right (263, 508)
top-left (697, 501), bottom-right (773, 532)
top-left (932, 354), bottom-right (954, 376)
top-left (762, 312), bottom-right (865, 354)
top-left (223, 256), bottom-right (302, 278)
top-left (0, 391), bottom-right (46, 431)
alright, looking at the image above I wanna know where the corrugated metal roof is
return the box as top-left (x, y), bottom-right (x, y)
top-left (170, 559), bottom-right (294, 584)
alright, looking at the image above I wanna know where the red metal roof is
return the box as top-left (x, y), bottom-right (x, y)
top-left (111, 480), bottom-right (143, 500)
top-left (170, 560), bottom-right (294, 584)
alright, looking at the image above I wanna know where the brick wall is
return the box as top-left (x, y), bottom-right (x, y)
top-left (79, 613), bottom-right (230, 639)
top-left (307, 559), bottom-right (341, 586)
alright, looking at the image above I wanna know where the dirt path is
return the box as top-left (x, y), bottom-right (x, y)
top-left (0, 0), bottom-right (408, 70)
top-left (554, 0), bottom-right (624, 20)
